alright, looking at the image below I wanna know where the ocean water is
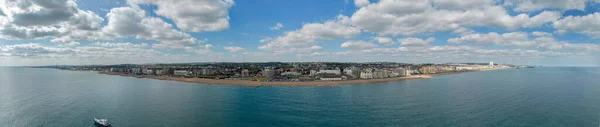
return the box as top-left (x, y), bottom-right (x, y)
top-left (1, 67), bottom-right (599, 127)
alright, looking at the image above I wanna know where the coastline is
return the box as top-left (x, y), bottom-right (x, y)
top-left (93, 67), bottom-right (509, 87)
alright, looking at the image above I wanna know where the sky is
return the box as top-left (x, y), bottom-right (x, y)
top-left (1, 0), bottom-right (600, 66)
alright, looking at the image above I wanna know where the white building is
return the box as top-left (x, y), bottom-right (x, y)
top-left (309, 70), bottom-right (317, 76)
top-left (144, 70), bottom-right (154, 75)
top-left (262, 68), bottom-right (275, 77)
top-left (320, 76), bottom-right (343, 81)
top-left (318, 69), bottom-right (341, 75)
top-left (489, 61), bottom-right (494, 68)
top-left (155, 70), bottom-right (164, 75)
top-left (174, 70), bottom-right (189, 76)
top-left (131, 68), bottom-right (141, 74)
top-left (280, 72), bottom-right (301, 77)
top-left (241, 69), bottom-right (250, 77)
top-left (360, 71), bottom-right (373, 79)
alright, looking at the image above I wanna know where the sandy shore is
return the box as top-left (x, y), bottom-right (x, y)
top-left (95, 68), bottom-right (509, 87)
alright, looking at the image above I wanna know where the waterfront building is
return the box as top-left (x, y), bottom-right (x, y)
top-left (320, 75), bottom-right (343, 81)
top-left (163, 67), bottom-right (172, 75)
top-left (390, 68), bottom-right (406, 77)
top-left (241, 69), bottom-right (250, 77)
top-left (343, 67), bottom-right (361, 78)
top-left (318, 69), bottom-right (341, 75)
top-left (360, 71), bottom-right (373, 79)
top-left (263, 68), bottom-right (275, 78)
top-left (131, 68), bottom-right (142, 74)
top-left (155, 70), bottom-right (164, 75)
top-left (174, 70), bottom-right (190, 76)
top-left (309, 70), bottom-right (317, 76)
top-left (280, 72), bottom-right (301, 77)
top-left (489, 61), bottom-right (494, 68)
top-left (144, 70), bottom-right (154, 75)
top-left (373, 70), bottom-right (385, 79)
top-left (201, 68), bottom-right (215, 75)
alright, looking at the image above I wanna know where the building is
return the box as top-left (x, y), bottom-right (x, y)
top-left (309, 70), bottom-right (317, 76)
top-left (343, 67), bottom-right (361, 78)
top-left (144, 69), bottom-right (154, 75)
top-left (201, 68), bottom-right (215, 75)
top-left (318, 69), bottom-right (341, 75)
top-left (360, 71), bottom-right (373, 79)
top-left (373, 70), bottom-right (385, 79)
top-left (241, 69), bottom-right (250, 77)
top-left (155, 70), bottom-right (164, 75)
top-left (262, 68), bottom-right (275, 78)
top-left (390, 68), bottom-right (406, 77)
top-left (162, 67), bottom-right (172, 75)
top-left (280, 72), bottom-right (301, 77)
top-left (320, 75), bottom-right (343, 81)
top-left (131, 68), bottom-right (141, 74)
top-left (174, 70), bottom-right (189, 76)
top-left (489, 61), bottom-right (494, 68)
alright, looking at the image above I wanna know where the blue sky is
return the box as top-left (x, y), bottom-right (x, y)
top-left (1, 0), bottom-right (600, 66)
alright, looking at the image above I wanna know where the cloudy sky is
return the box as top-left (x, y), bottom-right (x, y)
top-left (1, 0), bottom-right (600, 66)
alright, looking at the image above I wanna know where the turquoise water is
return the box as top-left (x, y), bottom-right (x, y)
top-left (1, 67), bottom-right (600, 126)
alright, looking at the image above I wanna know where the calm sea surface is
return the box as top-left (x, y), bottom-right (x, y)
top-left (1, 67), bottom-right (600, 126)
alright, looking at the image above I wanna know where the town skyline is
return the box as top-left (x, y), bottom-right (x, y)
top-left (2, 0), bottom-right (600, 67)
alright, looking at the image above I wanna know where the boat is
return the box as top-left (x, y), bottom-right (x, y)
top-left (94, 118), bottom-right (111, 127)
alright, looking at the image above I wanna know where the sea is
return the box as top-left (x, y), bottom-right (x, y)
top-left (1, 67), bottom-right (599, 127)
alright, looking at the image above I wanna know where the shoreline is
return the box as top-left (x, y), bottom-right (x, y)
top-left (92, 67), bottom-right (509, 87)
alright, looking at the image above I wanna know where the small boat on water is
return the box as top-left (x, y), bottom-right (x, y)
top-left (94, 118), bottom-right (111, 127)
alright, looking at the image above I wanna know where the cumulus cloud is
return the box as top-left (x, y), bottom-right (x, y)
top-left (224, 46), bottom-right (246, 53)
top-left (448, 32), bottom-right (600, 52)
top-left (270, 23), bottom-right (284, 30)
top-left (7, 0), bottom-right (80, 26)
top-left (354, 0), bottom-right (370, 7)
top-left (341, 40), bottom-right (377, 49)
top-left (91, 42), bottom-right (148, 48)
top-left (553, 12), bottom-right (600, 37)
top-left (504, 0), bottom-right (595, 12)
top-left (0, 42), bottom-right (161, 59)
top-left (0, 0), bottom-right (103, 45)
top-left (0, 25), bottom-right (64, 40)
top-left (100, 6), bottom-right (207, 51)
top-left (374, 36), bottom-right (394, 46)
top-left (259, 15), bottom-right (359, 54)
top-left (128, 0), bottom-right (235, 32)
top-left (399, 37), bottom-right (435, 47)
top-left (350, 0), bottom-right (561, 36)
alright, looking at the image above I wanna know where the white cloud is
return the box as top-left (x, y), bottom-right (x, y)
top-left (100, 6), bottom-right (207, 51)
top-left (433, 0), bottom-right (495, 10)
top-left (128, 0), bottom-right (235, 32)
top-left (354, 0), bottom-right (370, 7)
top-left (448, 32), bottom-right (600, 52)
top-left (224, 46), bottom-right (246, 53)
top-left (0, 0), bottom-right (103, 45)
top-left (399, 37), bottom-right (435, 47)
top-left (374, 36), bottom-right (394, 46)
top-left (91, 42), bottom-right (148, 48)
top-left (341, 40), bottom-right (377, 49)
top-left (0, 43), bottom-right (162, 59)
top-left (259, 15), bottom-right (359, 54)
top-left (102, 7), bottom-right (146, 37)
top-left (553, 12), bottom-right (600, 37)
top-left (350, 0), bottom-right (560, 36)
top-left (504, 0), bottom-right (594, 12)
top-left (270, 22), bottom-right (284, 30)
top-left (0, 25), bottom-right (65, 40)
top-left (7, 0), bottom-right (80, 26)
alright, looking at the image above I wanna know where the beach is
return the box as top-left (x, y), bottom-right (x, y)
top-left (95, 68), bottom-right (507, 87)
